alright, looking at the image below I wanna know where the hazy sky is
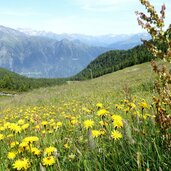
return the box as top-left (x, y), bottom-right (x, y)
top-left (0, 0), bottom-right (170, 35)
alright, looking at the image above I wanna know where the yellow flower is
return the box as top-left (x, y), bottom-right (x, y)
top-left (64, 143), bottom-right (70, 149)
top-left (143, 113), bottom-right (151, 120)
top-left (68, 153), bottom-right (75, 161)
top-left (133, 111), bottom-right (140, 116)
top-left (92, 130), bottom-right (101, 138)
top-left (123, 108), bottom-right (130, 113)
top-left (99, 120), bottom-right (108, 126)
top-left (44, 146), bottom-right (56, 156)
top-left (13, 158), bottom-right (30, 170)
top-left (139, 101), bottom-right (149, 109)
top-left (129, 102), bottom-right (136, 109)
top-left (18, 119), bottom-right (25, 125)
top-left (7, 134), bottom-right (13, 138)
top-left (83, 120), bottom-right (94, 129)
top-left (48, 130), bottom-right (53, 134)
top-left (23, 136), bottom-right (39, 144)
top-left (18, 142), bottom-right (29, 153)
top-left (123, 99), bottom-right (129, 103)
top-left (96, 103), bottom-right (103, 108)
top-left (97, 109), bottom-right (108, 116)
top-left (82, 107), bottom-right (91, 113)
top-left (100, 129), bottom-right (106, 135)
top-left (10, 141), bottom-right (19, 148)
top-left (21, 123), bottom-right (29, 130)
top-left (31, 147), bottom-right (41, 156)
top-left (115, 104), bottom-right (124, 110)
top-left (0, 134), bottom-right (4, 140)
top-left (42, 156), bottom-right (55, 166)
top-left (111, 130), bottom-right (123, 140)
top-left (70, 119), bottom-right (79, 125)
top-left (7, 151), bottom-right (17, 160)
top-left (57, 121), bottom-right (62, 127)
top-left (9, 124), bottom-right (22, 134)
top-left (41, 121), bottom-right (48, 127)
top-left (111, 115), bottom-right (123, 128)
top-left (0, 126), bottom-right (5, 131)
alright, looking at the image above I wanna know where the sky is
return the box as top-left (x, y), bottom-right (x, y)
top-left (0, 0), bottom-right (170, 35)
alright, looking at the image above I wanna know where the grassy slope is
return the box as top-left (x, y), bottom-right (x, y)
top-left (0, 62), bottom-right (154, 109)
top-left (0, 62), bottom-right (170, 171)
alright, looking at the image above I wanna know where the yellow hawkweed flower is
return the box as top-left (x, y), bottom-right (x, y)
top-left (123, 108), bottom-right (130, 113)
top-left (10, 141), bottom-right (19, 148)
top-left (82, 107), bottom-right (91, 113)
top-left (111, 115), bottom-right (123, 128)
top-left (143, 113), bottom-right (151, 120)
top-left (13, 158), bottom-right (30, 170)
top-left (9, 124), bottom-right (22, 134)
top-left (115, 104), bottom-right (124, 110)
top-left (17, 119), bottom-right (25, 125)
top-left (129, 103), bottom-right (136, 109)
top-left (70, 119), bottom-right (79, 125)
top-left (0, 134), bottom-right (4, 140)
top-left (133, 111), bottom-right (140, 117)
top-left (111, 130), bottom-right (123, 140)
top-left (7, 134), bottom-right (13, 138)
top-left (96, 103), bottom-right (103, 108)
top-left (48, 130), bottom-right (53, 134)
top-left (92, 130), bottom-right (101, 138)
top-left (100, 129), bottom-right (106, 135)
top-left (35, 125), bottom-right (40, 130)
top-left (139, 101), bottom-right (149, 109)
top-left (42, 156), bottom-right (55, 166)
top-left (21, 123), bottom-right (29, 130)
top-left (64, 143), bottom-right (70, 149)
top-left (44, 146), bottom-right (56, 156)
top-left (31, 147), bottom-right (41, 156)
top-left (68, 153), bottom-right (75, 161)
top-left (97, 109), bottom-right (108, 116)
top-left (0, 126), bottom-right (5, 131)
top-left (123, 99), bottom-right (129, 103)
top-left (7, 151), bottom-right (17, 160)
top-left (41, 121), bottom-right (48, 127)
top-left (99, 120), bottom-right (108, 126)
top-left (56, 122), bottom-right (62, 127)
top-left (18, 142), bottom-right (29, 153)
top-left (23, 136), bottom-right (39, 144)
top-left (83, 120), bottom-right (94, 129)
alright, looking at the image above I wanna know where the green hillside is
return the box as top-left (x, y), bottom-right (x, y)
top-left (0, 68), bottom-right (66, 92)
top-left (73, 44), bottom-right (154, 80)
top-left (0, 62), bottom-right (154, 107)
top-left (0, 62), bottom-right (170, 170)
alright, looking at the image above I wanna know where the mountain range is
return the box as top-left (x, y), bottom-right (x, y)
top-left (18, 28), bottom-right (150, 49)
top-left (0, 25), bottom-right (150, 78)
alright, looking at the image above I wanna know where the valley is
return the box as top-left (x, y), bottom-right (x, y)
top-left (0, 25), bottom-right (150, 78)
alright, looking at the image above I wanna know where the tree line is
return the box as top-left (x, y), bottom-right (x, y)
top-left (0, 68), bottom-right (66, 92)
top-left (72, 44), bottom-right (154, 80)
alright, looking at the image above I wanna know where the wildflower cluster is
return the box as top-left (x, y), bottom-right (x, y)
top-left (0, 95), bottom-right (170, 170)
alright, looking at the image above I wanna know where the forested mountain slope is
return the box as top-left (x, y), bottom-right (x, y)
top-left (73, 44), bottom-right (154, 80)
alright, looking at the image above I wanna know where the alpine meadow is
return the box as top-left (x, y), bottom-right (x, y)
top-left (0, 0), bottom-right (170, 171)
